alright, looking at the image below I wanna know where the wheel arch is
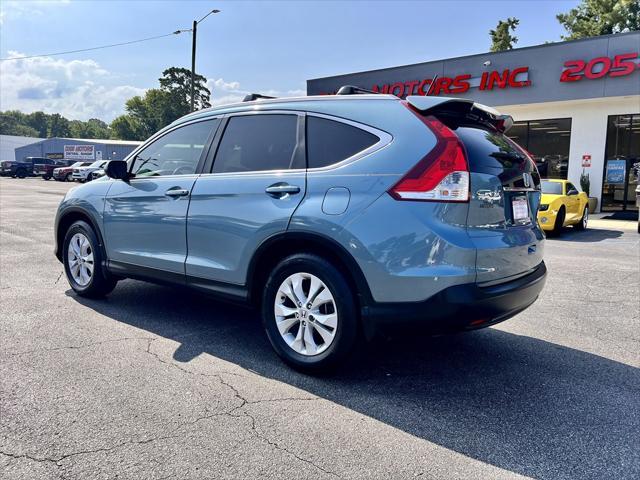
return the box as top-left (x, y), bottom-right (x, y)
top-left (246, 231), bottom-right (373, 310)
top-left (55, 207), bottom-right (106, 262)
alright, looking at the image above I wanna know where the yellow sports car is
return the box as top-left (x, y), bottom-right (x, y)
top-left (538, 179), bottom-right (589, 234)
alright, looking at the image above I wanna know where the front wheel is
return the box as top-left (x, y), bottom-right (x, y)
top-left (62, 221), bottom-right (117, 298)
top-left (262, 254), bottom-right (359, 373)
top-left (574, 206), bottom-right (588, 230)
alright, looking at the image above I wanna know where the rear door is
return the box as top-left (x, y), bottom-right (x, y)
top-left (186, 112), bottom-right (306, 289)
top-left (104, 118), bottom-right (220, 274)
top-left (455, 125), bottom-right (545, 284)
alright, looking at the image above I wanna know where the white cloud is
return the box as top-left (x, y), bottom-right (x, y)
top-left (0, 51), bottom-right (145, 121)
top-left (0, 0), bottom-right (71, 25)
top-left (207, 77), bottom-right (306, 107)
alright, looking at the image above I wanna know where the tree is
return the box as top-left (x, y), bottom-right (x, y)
top-left (108, 67), bottom-right (212, 141)
top-left (159, 67), bottom-right (211, 113)
top-left (48, 113), bottom-right (70, 138)
top-left (557, 0), bottom-right (640, 40)
top-left (490, 17), bottom-right (520, 52)
top-left (0, 113), bottom-right (39, 137)
top-left (25, 111), bottom-right (48, 138)
top-left (110, 115), bottom-right (140, 141)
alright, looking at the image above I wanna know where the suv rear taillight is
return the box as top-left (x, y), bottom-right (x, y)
top-left (389, 103), bottom-right (469, 202)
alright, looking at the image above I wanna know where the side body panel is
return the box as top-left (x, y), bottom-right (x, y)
top-left (103, 176), bottom-right (199, 274)
top-left (186, 171), bottom-right (306, 284)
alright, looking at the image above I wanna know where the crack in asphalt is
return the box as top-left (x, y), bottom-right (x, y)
top-left (1, 337), bottom-right (335, 477)
top-left (2, 336), bottom-right (155, 357)
top-left (142, 338), bottom-right (339, 478)
top-left (0, 433), bottom-right (182, 470)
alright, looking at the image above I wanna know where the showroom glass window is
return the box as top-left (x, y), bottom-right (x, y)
top-left (212, 114), bottom-right (302, 173)
top-left (507, 118), bottom-right (572, 180)
top-left (601, 114), bottom-right (640, 212)
top-left (130, 119), bottom-right (219, 177)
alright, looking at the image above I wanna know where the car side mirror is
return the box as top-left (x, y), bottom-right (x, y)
top-left (105, 160), bottom-right (129, 181)
top-left (567, 189), bottom-right (578, 196)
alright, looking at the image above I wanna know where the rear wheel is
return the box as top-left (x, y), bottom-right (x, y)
top-left (574, 206), bottom-right (588, 230)
top-left (16, 169), bottom-right (26, 179)
top-left (62, 221), bottom-right (117, 298)
top-left (552, 207), bottom-right (566, 235)
top-left (43, 175), bottom-right (51, 180)
top-left (262, 254), bottom-right (358, 373)
top-left (65, 173), bottom-right (73, 182)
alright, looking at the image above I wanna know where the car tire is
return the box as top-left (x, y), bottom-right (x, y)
top-left (574, 206), bottom-right (588, 230)
top-left (62, 221), bottom-right (117, 298)
top-left (16, 169), bottom-right (26, 179)
top-left (65, 173), bottom-right (73, 182)
top-left (262, 253), bottom-right (359, 373)
top-left (552, 207), bottom-right (566, 235)
top-left (43, 175), bottom-right (51, 181)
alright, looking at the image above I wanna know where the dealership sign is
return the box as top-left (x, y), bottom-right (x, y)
top-left (319, 51), bottom-right (639, 97)
top-left (64, 145), bottom-right (95, 160)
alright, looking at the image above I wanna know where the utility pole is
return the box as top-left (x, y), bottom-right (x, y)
top-left (190, 20), bottom-right (197, 112)
top-left (189, 9), bottom-right (220, 113)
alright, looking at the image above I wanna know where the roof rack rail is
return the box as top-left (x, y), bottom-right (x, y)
top-left (243, 93), bottom-right (277, 102)
top-left (336, 85), bottom-right (379, 95)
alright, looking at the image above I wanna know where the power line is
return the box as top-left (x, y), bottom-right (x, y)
top-left (0, 30), bottom-right (191, 62)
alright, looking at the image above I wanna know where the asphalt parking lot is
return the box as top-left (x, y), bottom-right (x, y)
top-left (1, 177), bottom-right (638, 480)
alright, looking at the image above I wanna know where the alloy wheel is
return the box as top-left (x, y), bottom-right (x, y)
top-left (67, 233), bottom-right (94, 286)
top-left (274, 272), bottom-right (338, 356)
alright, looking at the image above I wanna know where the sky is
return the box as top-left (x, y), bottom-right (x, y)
top-left (0, 0), bottom-right (581, 122)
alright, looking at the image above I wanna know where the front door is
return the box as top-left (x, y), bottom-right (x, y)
top-left (564, 181), bottom-right (581, 221)
top-left (104, 118), bottom-right (220, 274)
top-left (186, 113), bottom-right (306, 287)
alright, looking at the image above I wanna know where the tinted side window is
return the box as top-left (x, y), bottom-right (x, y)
top-left (307, 116), bottom-right (379, 168)
top-left (213, 115), bottom-right (300, 173)
top-left (566, 183), bottom-right (577, 194)
top-left (131, 119), bottom-right (218, 177)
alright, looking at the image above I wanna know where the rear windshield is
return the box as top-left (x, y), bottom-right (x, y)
top-left (541, 181), bottom-right (563, 195)
top-left (454, 125), bottom-right (540, 189)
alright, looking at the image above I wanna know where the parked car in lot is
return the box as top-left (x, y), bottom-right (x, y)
top-left (34, 159), bottom-right (75, 180)
top-left (54, 91), bottom-right (546, 372)
top-left (53, 161), bottom-right (93, 182)
top-left (90, 168), bottom-right (107, 181)
top-left (71, 160), bottom-right (108, 182)
top-left (537, 179), bottom-right (589, 234)
top-left (1, 157), bottom-right (56, 178)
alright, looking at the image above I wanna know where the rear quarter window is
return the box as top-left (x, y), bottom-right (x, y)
top-left (306, 116), bottom-right (379, 168)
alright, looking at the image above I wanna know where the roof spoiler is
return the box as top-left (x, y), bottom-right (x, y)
top-left (405, 95), bottom-right (514, 133)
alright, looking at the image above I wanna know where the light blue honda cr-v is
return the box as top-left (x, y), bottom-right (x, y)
top-left (55, 88), bottom-right (546, 372)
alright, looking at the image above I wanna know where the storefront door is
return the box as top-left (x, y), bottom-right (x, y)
top-left (601, 114), bottom-right (640, 212)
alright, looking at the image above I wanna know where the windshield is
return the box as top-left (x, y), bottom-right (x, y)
top-left (88, 160), bottom-right (103, 168)
top-left (71, 162), bottom-right (84, 168)
top-left (541, 181), bottom-right (563, 195)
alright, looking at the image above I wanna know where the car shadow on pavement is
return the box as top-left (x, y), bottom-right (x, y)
top-left (548, 228), bottom-right (624, 242)
top-left (69, 281), bottom-right (639, 480)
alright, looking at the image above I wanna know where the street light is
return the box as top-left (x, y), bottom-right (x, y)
top-left (191, 9), bottom-right (221, 112)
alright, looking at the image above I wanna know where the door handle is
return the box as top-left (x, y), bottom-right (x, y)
top-left (265, 183), bottom-right (301, 197)
top-left (165, 188), bottom-right (190, 198)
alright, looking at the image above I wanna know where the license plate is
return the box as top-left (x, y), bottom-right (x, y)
top-left (512, 197), bottom-right (529, 222)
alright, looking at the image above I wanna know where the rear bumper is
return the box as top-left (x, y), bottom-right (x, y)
top-left (362, 261), bottom-right (547, 335)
